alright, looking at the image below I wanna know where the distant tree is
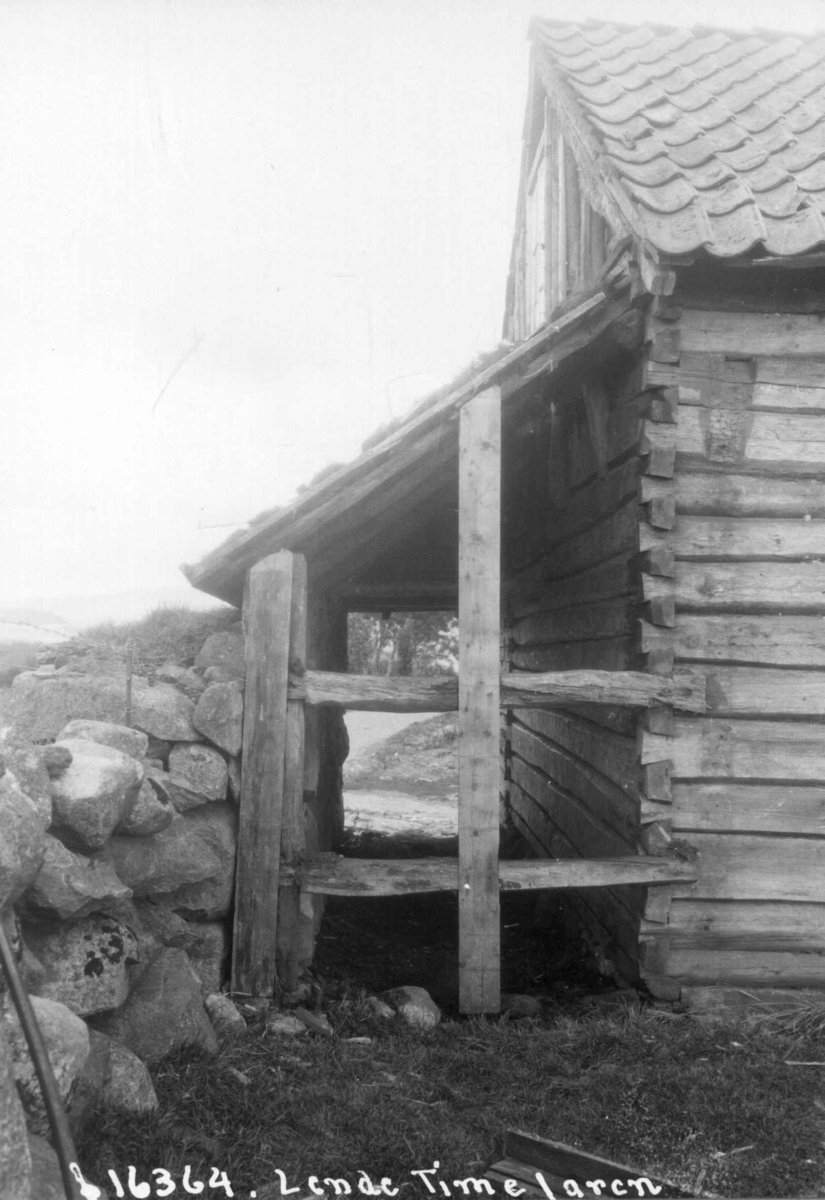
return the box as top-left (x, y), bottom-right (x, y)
top-left (347, 612), bottom-right (457, 676)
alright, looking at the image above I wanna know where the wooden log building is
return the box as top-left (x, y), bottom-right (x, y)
top-left (185, 19), bottom-right (825, 1014)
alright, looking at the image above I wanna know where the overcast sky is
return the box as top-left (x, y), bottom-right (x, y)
top-left (2, 0), bottom-right (823, 610)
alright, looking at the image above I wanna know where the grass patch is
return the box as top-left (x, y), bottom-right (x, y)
top-left (76, 1005), bottom-right (825, 1199)
top-left (69, 603), bottom-right (238, 676)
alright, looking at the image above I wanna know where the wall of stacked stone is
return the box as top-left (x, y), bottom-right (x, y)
top-left (0, 629), bottom-right (249, 1199)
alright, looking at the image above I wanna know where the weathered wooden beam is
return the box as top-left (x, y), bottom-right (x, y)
top-left (287, 667), bottom-right (706, 713)
top-left (335, 580), bottom-right (458, 611)
top-left (458, 385), bottom-right (501, 1014)
top-left (285, 854), bottom-right (698, 896)
top-left (232, 551), bottom-right (293, 998)
top-left (276, 554), bottom-right (308, 992)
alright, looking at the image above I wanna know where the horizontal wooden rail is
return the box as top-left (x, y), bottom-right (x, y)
top-left (280, 854), bottom-right (698, 897)
top-left (287, 668), bottom-right (706, 712)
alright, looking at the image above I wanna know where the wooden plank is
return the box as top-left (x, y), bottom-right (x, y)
top-left (661, 898), bottom-right (825, 950)
top-left (666, 946), bottom-right (825, 987)
top-left (680, 309), bottom-right (825, 356)
top-left (676, 405), bottom-right (825, 466)
top-left (508, 784), bottom-right (644, 976)
top-left (539, 457), bottom-right (641, 549)
top-left (291, 853), bottom-right (696, 896)
top-left (509, 754), bottom-right (637, 855)
top-left (640, 515), bottom-right (825, 560)
top-left (645, 471), bottom-right (825, 518)
top-left (290, 667), bottom-right (706, 712)
top-left (510, 720), bottom-right (638, 830)
top-left (686, 831), bottom-right (825, 902)
top-left (642, 614), bottom-right (825, 667)
top-left (511, 597), bottom-right (636, 647)
top-left (503, 1130), bottom-right (691, 1198)
top-left (673, 782), bottom-right (825, 835)
top-left (508, 553), bottom-right (636, 620)
top-left (544, 502), bottom-right (641, 579)
top-left (703, 666), bottom-right (825, 718)
top-left (516, 708), bottom-right (641, 800)
top-left (644, 561), bottom-right (825, 612)
top-left (232, 551), bottom-right (293, 997)
top-left (671, 715), bottom-right (825, 782)
top-left (458, 386), bottom-right (501, 1013)
top-left (754, 358), bottom-right (825, 409)
top-left (510, 637), bottom-right (638, 674)
top-left (336, 580), bottom-right (457, 610)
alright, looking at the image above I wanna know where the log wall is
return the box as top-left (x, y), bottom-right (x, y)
top-left (641, 293), bottom-right (825, 999)
top-left (503, 358), bottom-right (652, 985)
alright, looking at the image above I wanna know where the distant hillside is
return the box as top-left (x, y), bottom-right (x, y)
top-left (0, 606), bottom-right (75, 632)
top-left (0, 587), bottom-right (231, 631)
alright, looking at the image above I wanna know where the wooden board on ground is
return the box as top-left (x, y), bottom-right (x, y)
top-left (487, 1129), bottom-right (692, 1199)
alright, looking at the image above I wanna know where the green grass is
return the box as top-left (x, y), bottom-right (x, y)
top-left (76, 1002), bottom-right (825, 1199)
top-left (71, 603), bottom-right (239, 676)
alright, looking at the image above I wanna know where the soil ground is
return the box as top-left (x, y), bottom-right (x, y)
top-left (317, 712), bottom-right (605, 1013)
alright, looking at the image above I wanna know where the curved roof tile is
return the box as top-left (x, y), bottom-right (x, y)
top-left (535, 18), bottom-right (825, 257)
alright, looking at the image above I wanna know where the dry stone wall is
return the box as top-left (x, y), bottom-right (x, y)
top-left (0, 628), bottom-right (249, 1198)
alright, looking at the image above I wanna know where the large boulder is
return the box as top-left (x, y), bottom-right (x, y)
top-left (0, 774), bottom-right (45, 909)
top-left (102, 813), bottom-right (221, 897)
top-left (195, 631), bottom-right (245, 680)
top-left (104, 1040), bottom-right (158, 1111)
top-left (94, 948), bottom-right (218, 1063)
top-left (133, 901), bottom-right (228, 993)
top-left (65, 1027), bottom-right (112, 1136)
top-left (0, 727), bottom-right (53, 827)
top-left (8, 672), bottom-right (198, 742)
top-left (165, 743), bottom-right (229, 809)
top-left (58, 718), bottom-right (149, 761)
top-left (4, 995), bottom-right (90, 1132)
top-left (162, 804), bottom-right (237, 920)
top-left (22, 834), bottom-right (132, 921)
top-left (381, 986), bottom-right (442, 1030)
top-left (156, 662), bottom-right (205, 702)
top-left (117, 778), bottom-right (173, 837)
top-left (51, 739), bottom-right (144, 850)
top-left (22, 915), bottom-right (139, 1017)
top-left (0, 1021), bottom-right (31, 1200)
top-left (193, 682), bottom-right (244, 756)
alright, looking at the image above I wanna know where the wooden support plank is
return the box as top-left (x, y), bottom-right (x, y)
top-left (673, 782), bottom-right (825, 835)
top-left (510, 597), bottom-right (636, 647)
top-left (646, 471), bottom-right (825, 518)
top-left (659, 898), bottom-right (825, 950)
top-left (288, 854), bottom-right (697, 896)
top-left (754, 357), bottom-right (825, 409)
top-left (288, 667), bottom-right (706, 712)
top-left (686, 832), bottom-right (825, 903)
top-left (680, 308), bottom-right (825, 356)
top-left (643, 560), bottom-right (825, 611)
top-left (640, 514), bottom-right (825, 560)
top-left (232, 551), bottom-right (293, 998)
top-left (458, 385), bottom-right (501, 1013)
top-left (666, 947), bottom-right (825, 987)
top-left (335, 580), bottom-right (458, 610)
top-left (676, 405), bottom-right (825, 467)
top-left (641, 613), bottom-right (825, 667)
top-left (671, 715), bottom-right (825, 783)
top-left (681, 985), bottom-right (825, 1016)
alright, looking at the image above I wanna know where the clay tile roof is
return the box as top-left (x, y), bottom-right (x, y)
top-left (533, 18), bottom-right (825, 258)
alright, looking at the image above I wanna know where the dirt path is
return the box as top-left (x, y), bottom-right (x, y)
top-left (343, 711), bottom-right (457, 836)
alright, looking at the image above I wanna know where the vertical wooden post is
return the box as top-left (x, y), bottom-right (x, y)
top-left (458, 385), bottom-right (502, 1013)
top-left (277, 555), bottom-right (308, 992)
top-left (232, 551), bottom-right (293, 997)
